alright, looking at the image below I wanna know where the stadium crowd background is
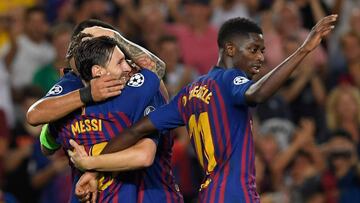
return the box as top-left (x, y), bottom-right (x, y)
top-left (0, 0), bottom-right (359, 202)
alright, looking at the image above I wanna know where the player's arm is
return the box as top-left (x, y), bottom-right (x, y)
top-left (100, 92), bottom-right (183, 153)
top-left (102, 117), bottom-right (158, 154)
top-left (69, 137), bottom-right (157, 171)
top-left (113, 32), bottom-right (166, 79)
top-left (245, 15), bottom-right (337, 104)
top-left (81, 26), bottom-right (166, 79)
top-left (27, 75), bottom-right (124, 126)
top-left (39, 124), bottom-right (60, 156)
top-left (112, 33), bottom-right (169, 99)
top-left (27, 91), bottom-right (83, 126)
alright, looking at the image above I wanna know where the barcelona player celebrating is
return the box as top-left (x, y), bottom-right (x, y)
top-left (28, 20), bottom-right (182, 203)
top-left (69, 15), bottom-right (337, 203)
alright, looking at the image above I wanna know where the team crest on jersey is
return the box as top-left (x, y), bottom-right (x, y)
top-left (233, 76), bottom-right (249, 85)
top-left (127, 73), bottom-right (145, 87)
top-left (46, 85), bottom-right (63, 96)
top-left (144, 106), bottom-right (156, 116)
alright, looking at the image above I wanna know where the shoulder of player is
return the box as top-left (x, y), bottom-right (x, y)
top-left (140, 68), bottom-right (158, 79)
top-left (61, 72), bottom-right (81, 82)
top-left (45, 72), bottom-right (82, 97)
top-left (126, 69), bottom-right (159, 89)
top-left (222, 69), bottom-right (249, 82)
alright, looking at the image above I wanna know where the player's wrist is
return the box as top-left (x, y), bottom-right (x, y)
top-left (82, 157), bottom-right (96, 171)
top-left (40, 124), bottom-right (60, 151)
top-left (79, 85), bottom-right (94, 104)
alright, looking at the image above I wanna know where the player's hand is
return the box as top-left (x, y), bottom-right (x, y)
top-left (68, 139), bottom-right (89, 171)
top-left (75, 172), bottom-right (99, 203)
top-left (81, 26), bottom-right (115, 38)
top-left (301, 14), bottom-right (337, 52)
top-left (90, 73), bottom-right (126, 102)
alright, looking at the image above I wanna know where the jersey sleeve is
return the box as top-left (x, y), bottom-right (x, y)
top-left (148, 92), bottom-right (185, 132)
top-left (124, 69), bottom-right (161, 118)
top-left (44, 72), bottom-right (84, 98)
top-left (223, 70), bottom-right (254, 106)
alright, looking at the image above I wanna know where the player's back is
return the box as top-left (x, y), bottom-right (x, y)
top-left (52, 69), bottom-right (159, 202)
top-left (176, 67), bottom-right (259, 202)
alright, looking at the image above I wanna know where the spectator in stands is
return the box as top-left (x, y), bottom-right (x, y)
top-left (326, 85), bottom-right (360, 153)
top-left (321, 130), bottom-right (360, 203)
top-left (210, 0), bottom-right (250, 28)
top-left (333, 31), bottom-right (360, 89)
top-left (3, 86), bottom-right (43, 203)
top-left (4, 6), bottom-right (54, 91)
top-left (32, 23), bottom-right (72, 93)
top-left (166, 0), bottom-right (218, 75)
top-left (157, 35), bottom-right (198, 97)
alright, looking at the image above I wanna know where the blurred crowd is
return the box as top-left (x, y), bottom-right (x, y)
top-left (0, 0), bottom-right (359, 203)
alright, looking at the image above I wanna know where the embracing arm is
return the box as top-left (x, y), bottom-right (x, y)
top-left (70, 138), bottom-right (157, 171)
top-left (68, 117), bottom-right (159, 171)
top-left (27, 91), bottom-right (83, 126)
top-left (27, 75), bottom-right (124, 126)
top-left (81, 27), bottom-right (166, 79)
top-left (101, 117), bottom-right (158, 154)
top-left (113, 32), bottom-right (166, 79)
top-left (245, 15), bottom-right (337, 104)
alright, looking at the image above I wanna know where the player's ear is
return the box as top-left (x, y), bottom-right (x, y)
top-left (91, 65), bottom-right (105, 77)
top-left (225, 42), bottom-right (235, 57)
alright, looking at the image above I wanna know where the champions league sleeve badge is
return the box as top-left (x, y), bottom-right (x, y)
top-left (144, 106), bottom-right (156, 116)
top-left (127, 73), bottom-right (145, 87)
top-left (46, 85), bottom-right (63, 96)
top-left (233, 76), bottom-right (249, 85)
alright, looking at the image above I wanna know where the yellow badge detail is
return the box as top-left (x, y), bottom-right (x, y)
top-left (98, 175), bottom-right (114, 191)
top-left (89, 142), bottom-right (114, 191)
top-left (189, 85), bottom-right (212, 104)
top-left (182, 96), bottom-right (187, 106)
top-left (71, 119), bottom-right (102, 135)
top-left (199, 178), bottom-right (212, 191)
top-left (90, 142), bottom-right (108, 156)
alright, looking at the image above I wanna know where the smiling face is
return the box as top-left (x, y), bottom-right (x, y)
top-left (228, 33), bottom-right (265, 78)
top-left (95, 46), bottom-right (132, 80)
top-left (75, 36), bottom-right (132, 82)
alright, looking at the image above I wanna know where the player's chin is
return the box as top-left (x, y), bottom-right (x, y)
top-left (120, 73), bottom-right (131, 81)
top-left (245, 71), bottom-right (255, 80)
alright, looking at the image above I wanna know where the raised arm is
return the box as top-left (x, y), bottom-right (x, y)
top-left (245, 14), bottom-right (337, 104)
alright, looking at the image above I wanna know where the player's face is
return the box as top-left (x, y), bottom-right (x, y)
top-left (104, 46), bottom-right (132, 80)
top-left (232, 33), bottom-right (265, 79)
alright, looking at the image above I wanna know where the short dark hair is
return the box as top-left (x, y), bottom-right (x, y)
top-left (66, 19), bottom-right (117, 59)
top-left (74, 36), bottom-right (118, 81)
top-left (217, 17), bottom-right (263, 48)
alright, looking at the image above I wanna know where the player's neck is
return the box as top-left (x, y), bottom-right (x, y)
top-left (217, 56), bottom-right (233, 69)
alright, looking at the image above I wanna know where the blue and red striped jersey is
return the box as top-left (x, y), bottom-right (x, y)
top-left (149, 67), bottom-right (260, 203)
top-left (45, 69), bottom-right (182, 203)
